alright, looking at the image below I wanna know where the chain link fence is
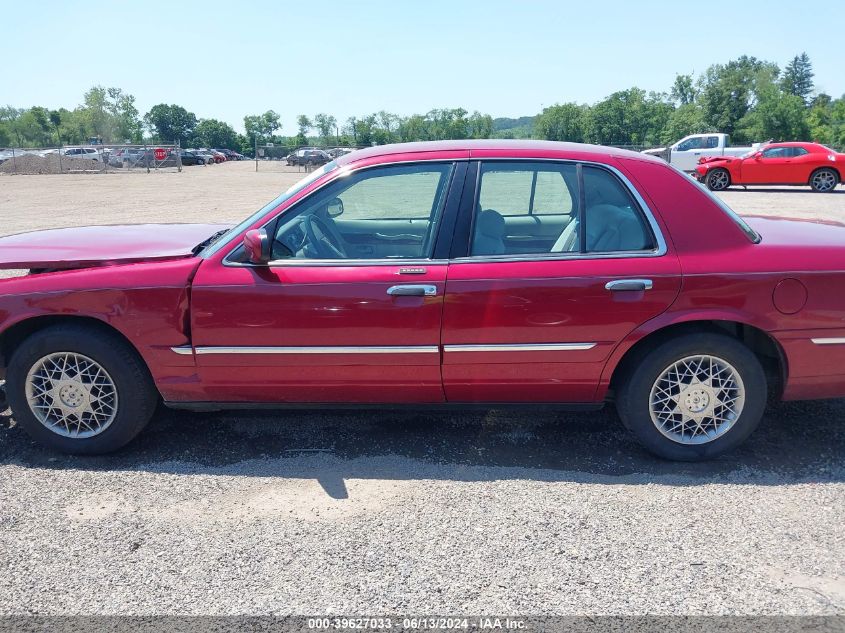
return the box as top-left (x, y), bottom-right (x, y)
top-left (0, 144), bottom-right (184, 175)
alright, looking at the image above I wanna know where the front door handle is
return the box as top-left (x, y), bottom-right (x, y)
top-left (387, 284), bottom-right (437, 297)
top-left (605, 279), bottom-right (653, 292)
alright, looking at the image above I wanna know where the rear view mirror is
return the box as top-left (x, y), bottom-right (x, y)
top-left (754, 152), bottom-right (762, 160)
top-left (243, 228), bottom-right (271, 265)
top-left (326, 198), bottom-right (344, 218)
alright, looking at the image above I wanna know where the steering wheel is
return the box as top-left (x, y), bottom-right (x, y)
top-left (303, 215), bottom-right (348, 259)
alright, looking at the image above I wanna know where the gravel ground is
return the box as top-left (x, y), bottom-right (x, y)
top-left (0, 163), bottom-right (844, 616)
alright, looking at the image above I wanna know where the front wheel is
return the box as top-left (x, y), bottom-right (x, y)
top-left (616, 333), bottom-right (767, 461)
top-left (810, 168), bottom-right (838, 193)
top-left (706, 168), bottom-right (731, 191)
top-left (6, 325), bottom-right (158, 454)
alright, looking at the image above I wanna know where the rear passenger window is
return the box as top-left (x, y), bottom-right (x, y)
top-left (582, 166), bottom-right (655, 253)
top-left (469, 162), bottom-right (655, 257)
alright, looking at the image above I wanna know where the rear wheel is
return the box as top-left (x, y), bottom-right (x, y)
top-left (706, 168), bottom-right (731, 191)
top-left (616, 334), bottom-right (767, 461)
top-left (6, 325), bottom-right (158, 454)
top-left (810, 168), bottom-right (838, 192)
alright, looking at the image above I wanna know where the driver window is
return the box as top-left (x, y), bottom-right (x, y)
top-left (271, 163), bottom-right (453, 260)
top-left (677, 137), bottom-right (703, 151)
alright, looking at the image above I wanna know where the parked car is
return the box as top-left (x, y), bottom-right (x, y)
top-left (61, 147), bottom-right (101, 162)
top-left (188, 149), bottom-right (215, 165)
top-left (327, 147), bottom-right (357, 159)
top-left (2, 140), bottom-right (845, 460)
top-left (215, 149), bottom-right (242, 161)
top-left (695, 142), bottom-right (843, 193)
top-left (178, 151), bottom-right (204, 166)
top-left (108, 148), bottom-right (145, 168)
top-left (642, 133), bottom-right (763, 172)
top-left (201, 149), bottom-right (226, 163)
top-left (286, 148), bottom-right (332, 166)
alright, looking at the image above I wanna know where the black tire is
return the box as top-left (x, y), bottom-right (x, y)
top-left (809, 168), bottom-right (839, 193)
top-left (706, 168), bottom-right (731, 191)
top-left (615, 333), bottom-right (767, 461)
top-left (6, 324), bottom-right (158, 454)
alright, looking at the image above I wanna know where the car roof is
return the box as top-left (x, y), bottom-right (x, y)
top-left (336, 140), bottom-right (663, 165)
top-left (765, 141), bottom-right (821, 149)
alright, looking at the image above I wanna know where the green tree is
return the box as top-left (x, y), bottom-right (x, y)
top-left (468, 111), bottom-right (493, 139)
top-left (105, 87), bottom-right (142, 142)
top-left (697, 56), bottom-right (779, 142)
top-left (398, 114), bottom-right (431, 142)
top-left (587, 88), bottom-right (672, 145)
top-left (192, 118), bottom-right (239, 149)
top-left (670, 74), bottom-right (697, 106)
top-left (738, 76), bottom-right (809, 141)
top-left (781, 52), bottom-right (814, 105)
top-left (313, 113), bottom-right (337, 144)
top-left (535, 103), bottom-right (590, 142)
top-left (144, 104), bottom-right (197, 145)
top-left (662, 103), bottom-right (708, 143)
top-left (243, 110), bottom-right (281, 146)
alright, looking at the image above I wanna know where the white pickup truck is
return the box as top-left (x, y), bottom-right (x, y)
top-left (642, 133), bottom-right (762, 172)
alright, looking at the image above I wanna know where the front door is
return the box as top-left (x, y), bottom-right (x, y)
top-left (741, 146), bottom-right (794, 184)
top-left (441, 160), bottom-right (682, 403)
top-left (188, 161), bottom-right (465, 403)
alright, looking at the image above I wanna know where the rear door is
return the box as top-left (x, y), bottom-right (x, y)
top-left (441, 159), bottom-right (682, 403)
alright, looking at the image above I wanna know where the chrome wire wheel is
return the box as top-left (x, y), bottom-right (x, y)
top-left (811, 169), bottom-right (837, 192)
top-left (708, 169), bottom-right (729, 190)
top-left (25, 352), bottom-right (118, 439)
top-left (649, 355), bottom-right (745, 445)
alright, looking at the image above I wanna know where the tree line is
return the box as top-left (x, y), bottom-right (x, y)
top-left (1, 53), bottom-right (842, 153)
top-left (536, 53), bottom-right (843, 148)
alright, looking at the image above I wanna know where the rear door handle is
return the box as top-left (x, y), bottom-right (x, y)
top-left (387, 284), bottom-right (437, 297)
top-left (605, 279), bottom-right (653, 292)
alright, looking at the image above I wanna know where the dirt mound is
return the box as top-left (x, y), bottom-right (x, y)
top-left (0, 153), bottom-right (106, 175)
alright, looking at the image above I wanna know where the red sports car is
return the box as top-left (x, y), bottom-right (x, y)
top-left (696, 141), bottom-right (844, 192)
top-left (1, 140), bottom-right (844, 461)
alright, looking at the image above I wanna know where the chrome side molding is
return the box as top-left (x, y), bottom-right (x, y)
top-left (811, 338), bottom-right (845, 345)
top-left (444, 343), bottom-right (596, 353)
top-left (184, 345), bottom-right (440, 355)
top-left (173, 342), bottom-right (597, 355)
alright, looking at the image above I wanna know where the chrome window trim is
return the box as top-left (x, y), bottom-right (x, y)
top-left (444, 343), bottom-right (596, 352)
top-left (811, 338), bottom-right (845, 345)
top-left (185, 345), bottom-right (440, 355)
top-left (222, 158), bottom-right (464, 269)
top-left (454, 158), bottom-right (668, 263)
top-left (224, 258), bottom-right (448, 269)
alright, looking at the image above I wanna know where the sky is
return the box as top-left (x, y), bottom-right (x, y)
top-left (2, 0), bottom-right (841, 134)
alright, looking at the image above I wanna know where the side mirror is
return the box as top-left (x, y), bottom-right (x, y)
top-left (243, 228), bottom-right (271, 265)
top-left (754, 152), bottom-right (762, 160)
top-left (326, 198), bottom-right (344, 218)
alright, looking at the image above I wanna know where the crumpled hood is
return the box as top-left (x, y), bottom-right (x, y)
top-left (698, 155), bottom-right (738, 165)
top-left (0, 223), bottom-right (233, 270)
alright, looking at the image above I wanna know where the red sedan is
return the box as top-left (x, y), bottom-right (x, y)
top-left (696, 141), bottom-right (844, 192)
top-left (1, 140), bottom-right (844, 461)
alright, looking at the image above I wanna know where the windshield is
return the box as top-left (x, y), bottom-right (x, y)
top-left (199, 160), bottom-right (339, 257)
